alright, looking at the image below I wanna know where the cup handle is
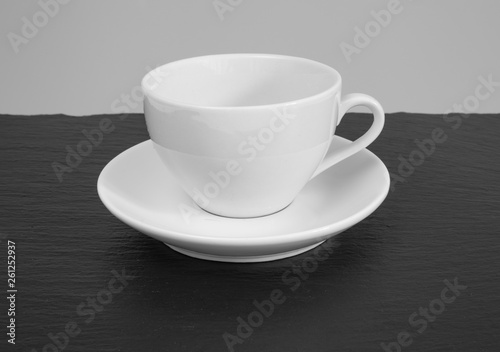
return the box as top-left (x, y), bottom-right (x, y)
top-left (311, 93), bottom-right (385, 179)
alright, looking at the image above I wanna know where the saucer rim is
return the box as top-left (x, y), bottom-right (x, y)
top-left (97, 138), bottom-right (390, 248)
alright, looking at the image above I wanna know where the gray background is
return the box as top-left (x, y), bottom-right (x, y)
top-left (1, 0), bottom-right (499, 116)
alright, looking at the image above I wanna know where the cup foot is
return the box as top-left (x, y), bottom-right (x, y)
top-left (164, 241), bottom-right (326, 263)
top-left (197, 202), bottom-right (293, 219)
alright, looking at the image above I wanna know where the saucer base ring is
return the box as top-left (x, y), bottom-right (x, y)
top-left (164, 240), bottom-right (326, 263)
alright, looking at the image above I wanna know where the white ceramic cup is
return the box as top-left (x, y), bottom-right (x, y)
top-left (142, 54), bottom-right (384, 218)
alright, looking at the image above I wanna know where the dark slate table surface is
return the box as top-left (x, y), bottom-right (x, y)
top-left (0, 112), bottom-right (499, 352)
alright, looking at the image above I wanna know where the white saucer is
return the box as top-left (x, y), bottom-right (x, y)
top-left (97, 137), bottom-right (390, 263)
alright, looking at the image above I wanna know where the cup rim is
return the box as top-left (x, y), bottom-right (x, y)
top-left (141, 53), bottom-right (342, 110)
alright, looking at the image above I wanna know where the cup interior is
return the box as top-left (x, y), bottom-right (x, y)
top-left (142, 54), bottom-right (340, 108)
